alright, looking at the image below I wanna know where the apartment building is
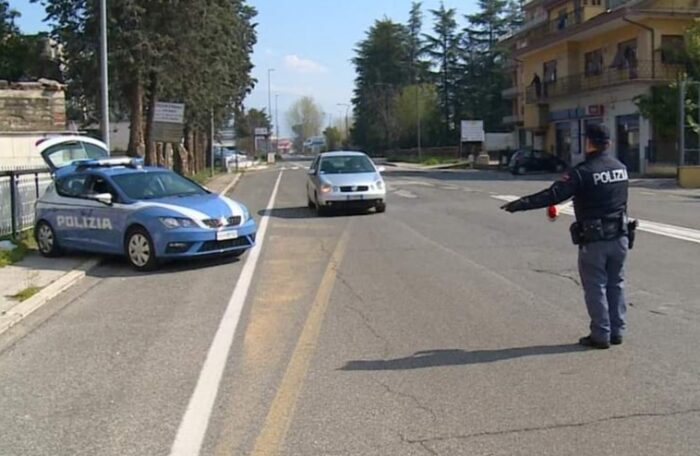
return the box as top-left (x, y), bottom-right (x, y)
top-left (501, 0), bottom-right (699, 175)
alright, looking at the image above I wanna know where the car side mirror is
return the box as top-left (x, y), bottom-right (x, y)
top-left (92, 193), bottom-right (113, 205)
top-left (308, 169), bottom-right (316, 175)
top-left (377, 166), bottom-right (386, 173)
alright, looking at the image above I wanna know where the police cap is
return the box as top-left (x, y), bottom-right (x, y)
top-left (585, 123), bottom-right (610, 148)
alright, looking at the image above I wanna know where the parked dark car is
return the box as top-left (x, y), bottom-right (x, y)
top-left (509, 149), bottom-right (568, 175)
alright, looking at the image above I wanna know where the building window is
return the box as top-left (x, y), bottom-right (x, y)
top-left (543, 60), bottom-right (557, 82)
top-left (661, 35), bottom-right (685, 64)
top-left (591, 0), bottom-right (601, 5)
top-left (611, 39), bottom-right (637, 69)
top-left (585, 49), bottom-right (604, 76)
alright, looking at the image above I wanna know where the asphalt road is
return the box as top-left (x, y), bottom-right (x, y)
top-left (1, 163), bottom-right (699, 456)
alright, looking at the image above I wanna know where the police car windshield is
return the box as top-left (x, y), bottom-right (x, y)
top-left (112, 171), bottom-right (207, 200)
top-left (320, 156), bottom-right (375, 174)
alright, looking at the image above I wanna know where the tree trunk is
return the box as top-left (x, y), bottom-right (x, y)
top-left (127, 81), bottom-right (144, 157)
top-left (144, 71), bottom-right (159, 166)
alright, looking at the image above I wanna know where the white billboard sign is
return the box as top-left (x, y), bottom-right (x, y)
top-left (461, 120), bottom-right (485, 142)
top-left (254, 127), bottom-right (269, 136)
top-left (153, 102), bottom-right (185, 124)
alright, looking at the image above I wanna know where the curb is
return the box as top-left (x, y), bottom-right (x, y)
top-left (219, 172), bottom-right (242, 195)
top-left (0, 258), bottom-right (101, 337)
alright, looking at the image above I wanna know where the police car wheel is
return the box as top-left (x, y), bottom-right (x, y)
top-left (125, 227), bottom-right (157, 271)
top-left (35, 221), bottom-right (60, 257)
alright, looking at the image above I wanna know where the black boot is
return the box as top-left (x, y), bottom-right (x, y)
top-left (611, 335), bottom-right (623, 345)
top-left (579, 336), bottom-right (610, 350)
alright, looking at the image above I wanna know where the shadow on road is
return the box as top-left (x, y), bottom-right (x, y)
top-left (260, 206), bottom-right (376, 219)
top-left (260, 206), bottom-right (315, 219)
top-left (89, 253), bottom-right (242, 278)
top-left (384, 169), bottom-right (557, 184)
top-left (340, 344), bottom-right (589, 371)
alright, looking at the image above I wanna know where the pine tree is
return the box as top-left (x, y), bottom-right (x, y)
top-left (423, 3), bottom-right (463, 142)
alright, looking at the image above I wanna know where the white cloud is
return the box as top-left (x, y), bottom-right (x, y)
top-left (283, 54), bottom-right (328, 74)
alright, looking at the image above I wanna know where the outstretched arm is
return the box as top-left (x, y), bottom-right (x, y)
top-left (501, 170), bottom-right (581, 213)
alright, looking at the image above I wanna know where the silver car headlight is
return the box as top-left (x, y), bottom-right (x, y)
top-left (159, 217), bottom-right (196, 229)
top-left (375, 180), bottom-right (385, 190)
top-left (320, 183), bottom-right (333, 194)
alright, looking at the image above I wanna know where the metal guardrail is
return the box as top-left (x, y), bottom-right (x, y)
top-left (525, 61), bottom-right (684, 103)
top-left (0, 167), bottom-right (52, 238)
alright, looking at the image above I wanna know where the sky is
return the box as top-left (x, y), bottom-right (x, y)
top-left (9, 0), bottom-right (478, 137)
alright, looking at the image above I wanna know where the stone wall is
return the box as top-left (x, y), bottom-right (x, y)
top-left (0, 80), bottom-right (66, 132)
top-left (0, 80), bottom-right (67, 168)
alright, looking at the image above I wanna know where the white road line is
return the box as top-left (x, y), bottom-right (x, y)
top-left (492, 194), bottom-right (700, 244)
top-left (169, 171), bottom-right (284, 456)
top-left (219, 173), bottom-right (242, 196)
top-left (394, 189), bottom-right (418, 199)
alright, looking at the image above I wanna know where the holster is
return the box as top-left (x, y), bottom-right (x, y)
top-left (626, 219), bottom-right (638, 250)
top-left (570, 218), bottom-right (625, 246)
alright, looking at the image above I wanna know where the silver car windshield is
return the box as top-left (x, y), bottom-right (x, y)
top-left (319, 156), bottom-right (375, 174)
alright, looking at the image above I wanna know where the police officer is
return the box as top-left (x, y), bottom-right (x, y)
top-left (501, 124), bottom-right (633, 349)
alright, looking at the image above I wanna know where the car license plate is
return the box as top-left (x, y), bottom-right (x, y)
top-left (347, 195), bottom-right (364, 200)
top-left (216, 230), bottom-right (238, 241)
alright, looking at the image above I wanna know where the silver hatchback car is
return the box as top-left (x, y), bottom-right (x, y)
top-left (306, 151), bottom-right (386, 215)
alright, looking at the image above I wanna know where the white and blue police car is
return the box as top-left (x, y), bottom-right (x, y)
top-left (34, 136), bottom-right (256, 271)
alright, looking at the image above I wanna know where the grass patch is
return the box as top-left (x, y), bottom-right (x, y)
top-left (0, 230), bottom-right (37, 268)
top-left (9, 286), bottom-right (42, 302)
top-left (191, 169), bottom-right (225, 185)
top-left (388, 156), bottom-right (460, 166)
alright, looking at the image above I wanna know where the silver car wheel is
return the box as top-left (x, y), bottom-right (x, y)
top-left (128, 233), bottom-right (151, 267)
top-left (37, 224), bottom-right (54, 253)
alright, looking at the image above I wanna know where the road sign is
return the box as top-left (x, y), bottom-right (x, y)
top-left (153, 102), bottom-right (185, 124)
top-left (254, 127), bottom-right (269, 137)
top-left (461, 120), bottom-right (485, 142)
top-left (152, 102), bottom-right (185, 142)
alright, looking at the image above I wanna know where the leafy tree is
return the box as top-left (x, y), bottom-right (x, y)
top-left (461, 0), bottom-right (519, 131)
top-left (234, 108), bottom-right (271, 138)
top-left (287, 96), bottom-right (323, 152)
top-left (34, 0), bottom-right (257, 173)
top-left (395, 83), bottom-right (440, 148)
top-left (635, 19), bottom-right (700, 142)
top-left (351, 19), bottom-right (411, 152)
top-left (423, 3), bottom-right (462, 141)
top-left (323, 126), bottom-right (342, 151)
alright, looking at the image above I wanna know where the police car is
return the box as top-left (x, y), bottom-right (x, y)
top-left (34, 136), bottom-right (256, 271)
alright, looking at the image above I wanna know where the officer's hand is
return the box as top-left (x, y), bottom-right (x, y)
top-left (501, 199), bottom-right (526, 213)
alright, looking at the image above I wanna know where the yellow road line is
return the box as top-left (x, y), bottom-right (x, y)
top-left (250, 227), bottom-right (350, 456)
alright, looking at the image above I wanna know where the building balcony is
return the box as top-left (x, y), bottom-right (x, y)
top-left (525, 61), bottom-right (684, 104)
top-left (501, 86), bottom-right (519, 99)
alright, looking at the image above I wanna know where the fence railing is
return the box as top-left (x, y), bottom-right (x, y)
top-left (0, 166), bottom-right (52, 238)
top-left (526, 61), bottom-right (684, 103)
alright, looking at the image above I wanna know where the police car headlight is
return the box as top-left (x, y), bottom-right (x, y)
top-left (159, 217), bottom-right (194, 229)
top-left (240, 204), bottom-right (250, 221)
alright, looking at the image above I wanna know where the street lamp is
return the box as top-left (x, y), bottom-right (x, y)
top-left (99, 0), bottom-right (109, 149)
top-left (267, 68), bottom-right (275, 154)
top-left (275, 94), bottom-right (279, 153)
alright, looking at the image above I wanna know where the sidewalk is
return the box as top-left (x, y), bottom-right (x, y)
top-left (0, 171), bottom-right (243, 335)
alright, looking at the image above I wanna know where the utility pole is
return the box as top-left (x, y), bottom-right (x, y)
top-left (416, 85), bottom-right (422, 160)
top-left (99, 0), bottom-right (110, 150)
top-left (267, 68), bottom-right (274, 154)
top-left (337, 103), bottom-right (350, 146)
top-left (210, 108), bottom-right (215, 177)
